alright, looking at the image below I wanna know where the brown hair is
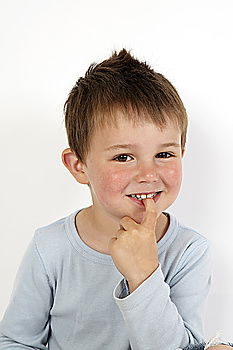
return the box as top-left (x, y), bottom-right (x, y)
top-left (63, 48), bottom-right (188, 166)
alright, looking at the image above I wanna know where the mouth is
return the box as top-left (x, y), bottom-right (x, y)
top-left (126, 191), bottom-right (162, 207)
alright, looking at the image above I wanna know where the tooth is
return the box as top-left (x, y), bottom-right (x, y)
top-left (129, 192), bottom-right (160, 200)
top-left (135, 193), bottom-right (155, 199)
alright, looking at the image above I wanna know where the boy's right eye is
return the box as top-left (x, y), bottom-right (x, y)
top-left (113, 154), bottom-right (132, 162)
top-left (113, 152), bottom-right (174, 162)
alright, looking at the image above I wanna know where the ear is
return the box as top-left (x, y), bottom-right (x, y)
top-left (61, 148), bottom-right (89, 185)
top-left (181, 148), bottom-right (185, 158)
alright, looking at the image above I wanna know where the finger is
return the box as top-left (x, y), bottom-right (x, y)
top-left (119, 216), bottom-right (138, 231)
top-left (141, 198), bottom-right (158, 231)
top-left (115, 228), bottom-right (125, 239)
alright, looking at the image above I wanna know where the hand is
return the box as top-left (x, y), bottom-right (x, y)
top-left (108, 198), bottom-right (160, 293)
top-left (208, 346), bottom-right (233, 349)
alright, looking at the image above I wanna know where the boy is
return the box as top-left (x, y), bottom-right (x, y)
top-left (0, 49), bottom-right (229, 350)
top-left (183, 344), bottom-right (233, 350)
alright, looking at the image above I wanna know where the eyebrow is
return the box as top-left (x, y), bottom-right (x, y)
top-left (105, 142), bottom-right (180, 152)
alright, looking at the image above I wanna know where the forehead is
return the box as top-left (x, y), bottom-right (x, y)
top-left (90, 117), bottom-right (181, 151)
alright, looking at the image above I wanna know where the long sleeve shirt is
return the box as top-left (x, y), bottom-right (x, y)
top-left (0, 208), bottom-right (212, 350)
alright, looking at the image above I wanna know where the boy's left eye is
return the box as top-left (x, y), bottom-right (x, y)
top-left (156, 152), bottom-right (174, 158)
top-left (113, 152), bottom-right (174, 162)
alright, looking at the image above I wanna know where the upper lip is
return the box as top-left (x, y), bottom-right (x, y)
top-left (127, 191), bottom-right (161, 196)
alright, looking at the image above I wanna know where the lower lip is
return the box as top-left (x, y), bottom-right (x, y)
top-left (127, 193), bottom-right (161, 207)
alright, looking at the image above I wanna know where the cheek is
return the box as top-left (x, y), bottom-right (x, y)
top-left (93, 168), bottom-right (130, 201)
top-left (163, 164), bottom-right (182, 189)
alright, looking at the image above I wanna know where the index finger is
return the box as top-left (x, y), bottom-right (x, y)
top-left (141, 198), bottom-right (158, 231)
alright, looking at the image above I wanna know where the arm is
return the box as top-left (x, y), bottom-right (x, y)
top-left (113, 240), bottom-right (212, 350)
top-left (209, 347), bottom-right (233, 349)
top-left (183, 344), bottom-right (233, 350)
top-left (0, 234), bottom-right (53, 349)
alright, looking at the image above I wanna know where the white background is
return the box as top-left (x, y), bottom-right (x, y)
top-left (0, 0), bottom-right (232, 343)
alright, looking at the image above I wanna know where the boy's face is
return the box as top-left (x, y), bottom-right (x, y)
top-left (78, 112), bottom-right (185, 225)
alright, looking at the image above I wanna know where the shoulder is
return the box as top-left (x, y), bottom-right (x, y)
top-left (171, 213), bottom-right (211, 250)
top-left (171, 215), bottom-right (213, 274)
top-left (177, 219), bottom-right (212, 260)
top-left (162, 212), bottom-right (212, 255)
top-left (34, 214), bottom-right (69, 250)
top-left (31, 211), bottom-right (77, 272)
top-left (34, 214), bottom-right (68, 243)
top-left (160, 213), bottom-right (213, 280)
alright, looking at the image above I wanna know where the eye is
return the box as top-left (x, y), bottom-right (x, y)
top-left (156, 152), bottom-right (174, 158)
top-left (113, 154), bottom-right (133, 162)
top-left (113, 152), bottom-right (174, 162)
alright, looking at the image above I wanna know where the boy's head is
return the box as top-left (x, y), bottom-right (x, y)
top-left (62, 49), bottom-right (187, 224)
top-left (63, 48), bottom-right (187, 167)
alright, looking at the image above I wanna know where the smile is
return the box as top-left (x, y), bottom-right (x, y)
top-left (126, 192), bottom-right (162, 206)
top-left (127, 191), bottom-right (161, 200)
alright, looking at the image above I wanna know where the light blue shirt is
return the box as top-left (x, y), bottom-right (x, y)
top-left (0, 208), bottom-right (212, 350)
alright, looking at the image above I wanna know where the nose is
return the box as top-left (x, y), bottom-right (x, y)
top-left (134, 161), bottom-right (159, 183)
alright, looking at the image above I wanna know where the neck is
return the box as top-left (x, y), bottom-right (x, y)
top-left (75, 205), bottom-right (169, 255)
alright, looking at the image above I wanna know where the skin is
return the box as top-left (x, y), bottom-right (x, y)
top-left (208, 347), bottom-right (232, 349)
top-left (62, 113), bottom-right (185, 292)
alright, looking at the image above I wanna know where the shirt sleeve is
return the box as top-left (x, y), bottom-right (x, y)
top-left (0, 234), bottom-right (53, 349)
top-left (183, 342), bottom-right (233, 350)
top-left (113, 239), bottom-right (213, 350)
